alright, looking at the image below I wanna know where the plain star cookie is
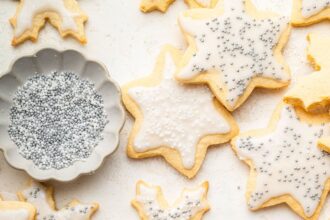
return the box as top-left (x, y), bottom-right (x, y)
top-left (175, 0), bottom-right (291, 111)
top-left (231, 102), bottom-right (330, 219)
top-left (285, 34), bottom-right (330, 114)
top-left (292, 0), bottom-right (330, 26)
top-left (132, 181), bottom-right (209, 220)
top-left (18, 181), bottom-right (99, 220)
top-left (122, 46), bottom-right (238, 178)
top-left (0, 196), bottom-right (36, 220)
top-left (140, 0), bottom-right (218, 13)
top-left (10, 0), bottom-right (88, 46)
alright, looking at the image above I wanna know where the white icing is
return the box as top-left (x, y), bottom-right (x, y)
top-left (128, 53), bottom-right (231, 169)
top-left (0, 209), bottom-right (30, 220)
top-left (235, 104), bottom-right (330, 216)
top-left (15, 0), bottom-right (79, 36)
top-left (22, 182), bottom-right (95, 220)
top-left (136, 184), bottom-right (207, 220)
top-left (178, 0), bottom-right (289, 108)
top-left (301, 0), bottom-right (330, 17)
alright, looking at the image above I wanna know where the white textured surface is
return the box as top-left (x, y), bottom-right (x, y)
top-left (0, 0), bottom-right (330, 219)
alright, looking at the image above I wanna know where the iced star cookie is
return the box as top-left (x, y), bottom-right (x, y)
top-left (285, 34), bottom-right (330, 114)
top-left (18, 181), bottom-right (99, 220)
top-left (0, 196), bottom-right (36, 220)
top-left (292, 0), bottom-right (330, 26)
top-left (231, 102), bottom-right (330, 219)
top-left (122, 46), bottom-right (238, 178)
top-left (175, 0), bottom-right (291, 111)
top-left (140, 0), bottom-right (218, 13)
top-left (132, 181), bottom-right (209, 220)
top-left (10, 0), bottom-right (88, 46)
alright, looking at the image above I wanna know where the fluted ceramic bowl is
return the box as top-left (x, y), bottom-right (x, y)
top-left (0, 48), bottom-right (125, 182)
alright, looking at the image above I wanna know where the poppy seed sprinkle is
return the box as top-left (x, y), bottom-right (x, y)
top-left (8, 71), bottom-right (109, 170)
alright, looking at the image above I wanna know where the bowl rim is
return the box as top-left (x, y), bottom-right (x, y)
top-left (0, 48), bottom-right (126, 182)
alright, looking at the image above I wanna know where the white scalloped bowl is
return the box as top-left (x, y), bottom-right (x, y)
top-left (0, 48), bottom-right (125, 182)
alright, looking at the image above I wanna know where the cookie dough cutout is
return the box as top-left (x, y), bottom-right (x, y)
top-left (122, 45), bottom-right (238, 178)
top-left (10, 0), bottom-right (88, 46)
top-left (285, 34), bottom-right (330, 114)
top-left (140, 0), bottom-right (218, 13)
top-left (292, 0), bottom-right (330, 26)
top-left (175, 0), bottom-right (291, 111)
top-left (231, 102), bottom-right (330, 219)
top-left (132, 181), bottom-right (209, 220)
top-left (0, 196), bottom-right (36, 220)
top-left (18, 180), bottom-right (99, 220)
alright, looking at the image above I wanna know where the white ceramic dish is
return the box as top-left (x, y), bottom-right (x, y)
top-left (0, 48), bottom-right (125, 182)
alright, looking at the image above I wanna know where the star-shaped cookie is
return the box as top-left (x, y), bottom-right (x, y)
top-left (132, 181), bottom-right (209, 220)
top-left (122, 45), bottom-right (238, 178)
top-left (140, 0), bottom-right (218, 13)
top-left (292, 0), bottom-right (330, 26)
top-left (0, 196), bottom-right (36, 220)
top-left (231, 102), bottom-right (330, 219)
top-left (10, 0), bottom-right (88, 46)
top-left (285, 33), bottom-right (330, 114)
top-left (175, 0), bottom-right (291, 111)
top-left (18, 180), bottom-right (99, 220)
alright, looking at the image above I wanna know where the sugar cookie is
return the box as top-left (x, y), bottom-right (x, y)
top-left (292, 0), bottom-right (330, 26)
top-left (140, 0), bottom-right (218, 13)
top-left (232, 102), bottom-right (330, 219)
top-left (122, 45), bottom-right (238, 178)
top-left (10, 0), bottom-right (88, 46)
top-left (0, 196), bottom-right (36, 220)
top-left (284, 34), bottom-right (330, 114)
top-left (175, 0), bottom-right (291, 111)
top-left (132, 181), bottom-right (209, 220)
top-left (18, 180), bottom-right (99, 220)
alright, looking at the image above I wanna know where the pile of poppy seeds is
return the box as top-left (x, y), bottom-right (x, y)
top-left (8, 71), bottom-right (109, 170)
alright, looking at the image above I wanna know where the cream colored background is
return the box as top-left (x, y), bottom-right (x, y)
top-left (0, 0), bottom-right (330, 219)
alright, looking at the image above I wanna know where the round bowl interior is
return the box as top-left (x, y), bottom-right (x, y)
top-left (0, 48), bottom-right (125, 182)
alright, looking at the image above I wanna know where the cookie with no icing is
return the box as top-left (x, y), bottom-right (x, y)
top-left (232, 102), bottom-right (330, 219)
top-left (284, 33), bottom-right (330, 114)
top-left (175, 0), bottom-right (291, 111)
top-left (18, 180), bottom-right (99, 220)
top-left (10, 0), bottom-right (88, 46)
top-left (0, 196), bottom-right (36, 220)
top-left (132, 181), bottom-right (209, 220)
top-left (140, 0), bottom-right (218, 13)
top-left (292, 0), bottom-right (330, 26)
top-left (122, 45), bottom-right (238, 178)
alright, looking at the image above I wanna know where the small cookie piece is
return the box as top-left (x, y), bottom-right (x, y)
top-left (140, 0), bottom-right (218, 13)
top-left (122, 45), bottom-right (238, 178)
top-left (132, 181), bottom-right (209, 220)
top-left (175, 0), bottom-right (291, 111)
top-left (284, 34), bottom-right (330, 114)
top-left (231, 102), bottom-right (330, 219)
top-left (10, 0), bottom-right (88, 46)
top-left (292, 0), bottom-right (330, 26)
top-left (18, 180), bottom-right (99, 220)
top-left (0, 196), bottom-right (36, 220)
